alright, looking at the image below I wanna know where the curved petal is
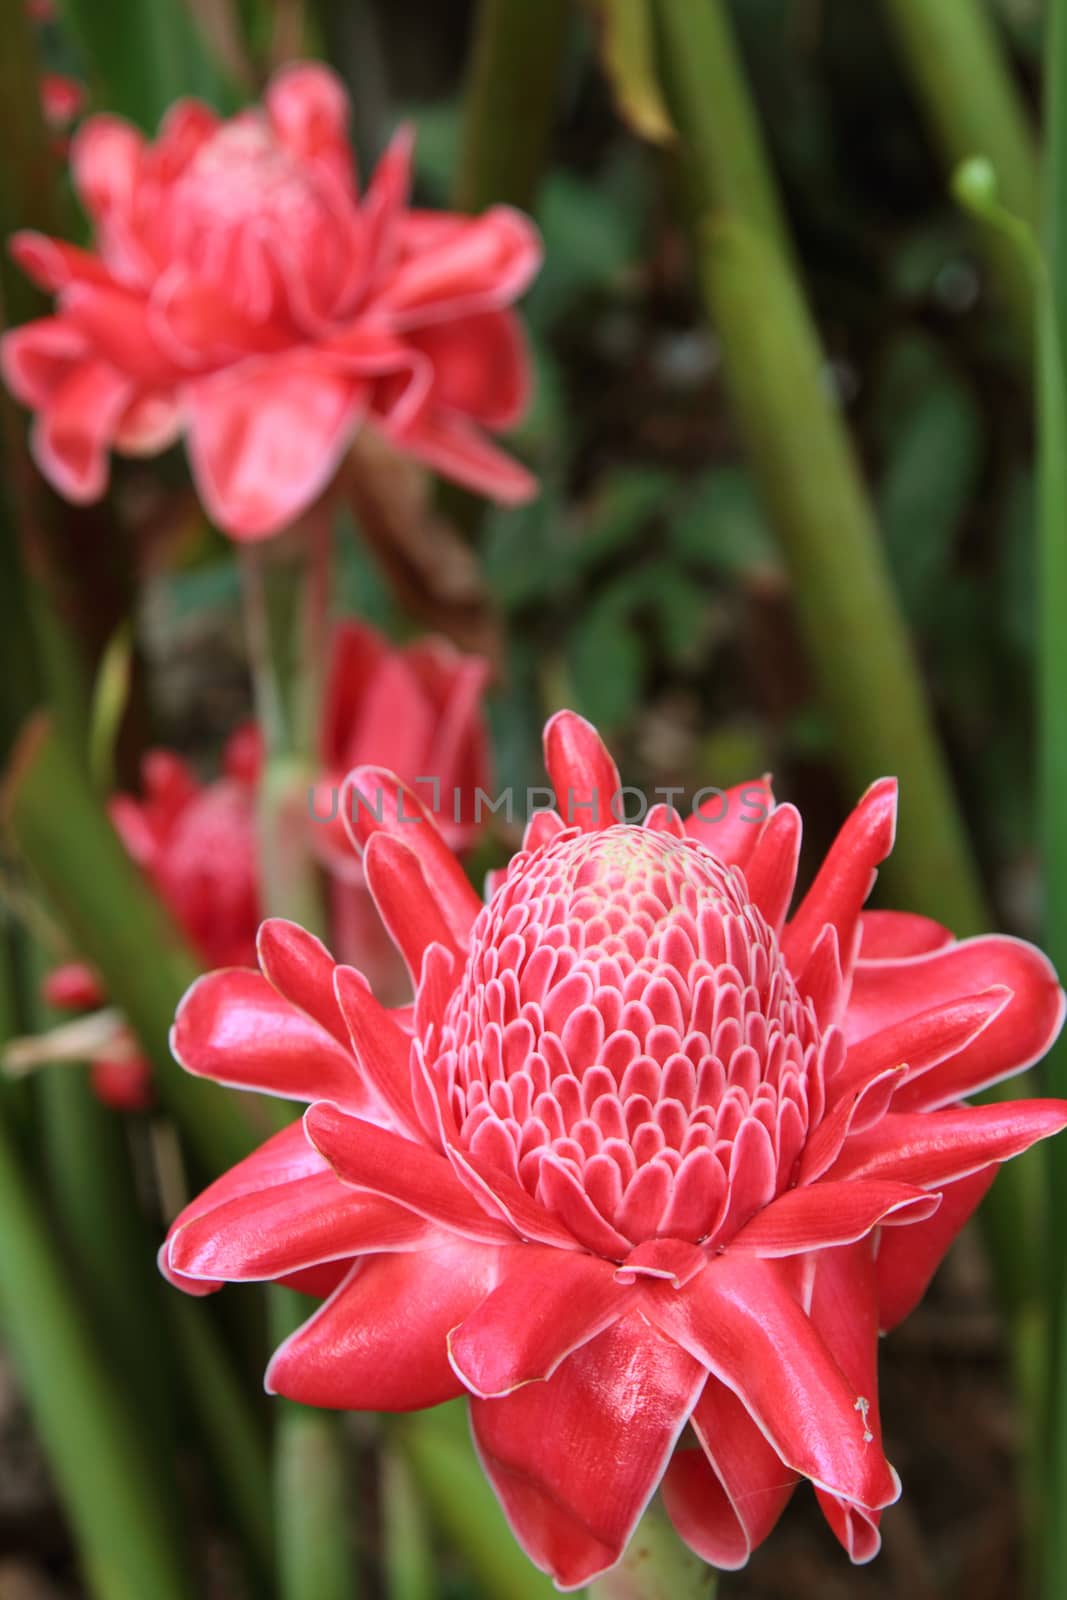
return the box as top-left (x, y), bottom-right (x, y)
top-left (728, 1179), bottom-right (940, 1258)
top-left (172, 968), bottom-right (369, 1108)
top-left (303, 1101), bottom-right (513, 1244)
top-left (684, 778), bottom-right (775, 868)
top-left (340, 764), bottom-right (483, 941)
top-left (10, 232), bottom-right (116, 294)
top-left (382, 406), bottom-right (537, 506)
top-left (184, 358), bottom-right (367, 539)
top-left (33, 360), bottom-right (133, 502)
top-left (846, 936), bottom-right (1065, 1109)
top-left (256, 919), bottom-right (349, 1043)
top-left (470, 1311), bottom-right (704, 1590)
top-left (62, 282), bottom-right (177, 387)
top-left (875, 1165), bottom-right (996, 1331)
top-left (0, 317), bottom-right (90, 410)
top-left (448, 1247), bottom-right (631, 1397)
top-left (266, 1241), bottom-right (502, 1411)
top-left (644, 1254), bottom-right (899, 1514)
top-left (407, 310), bottom-right (531, 429)
top-left (70, 114), bottom-right (143, 224)
top-left (828, 1101), bottom-right (1067, 1188)
top-left (383, 206), bottom-right (542, 327)
top-left (662, 1382), bottom-right (797, 1570)
top-left (783, 779), bottom-right (897, 972)
top-left (265, 63), bottom-right (355, 197)
top-left (543, 711), bottom-right (621, 833)
top-left (741, 804), bottom-right (801, 935)
top-left (169, 1172), bottom-right (429, 1286)
top-left (160, 1120), bottom-right (326, 1293)
top-left (858, 910), bottom-right (952, 959)
top-left (333, 964), bottom-right (422, 1136)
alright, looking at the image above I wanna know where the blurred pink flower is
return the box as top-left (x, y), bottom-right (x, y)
top-left (3, 63), bottom-right (541, 538)
top-left (161, 711), bottom-right (1067, 1585)
top-left (44, 729), bottom-right (261, 1108)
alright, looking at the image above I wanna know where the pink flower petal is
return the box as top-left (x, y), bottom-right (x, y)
top-left (184, 358), bottom-right (367, 539)
top-left (728, 1179), bottom-right (939, 1257)
top-left (471, 1311), bottom-right (705, 1590)
top-left (266, 1242), bottom-right (502, 1410)
top-left (382, 405), bottom-right (537, 505)
top-left (543, 711), bottom-right (621, 832)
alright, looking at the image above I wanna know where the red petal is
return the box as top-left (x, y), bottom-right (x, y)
top-left (448, 1248), bottom-right (630, 1397)
top-left (663, 1383), bottom-right (797, 1569)
top-left (71, 114), bottom-right (143, 223)
top-left (685, 778), bottom-right (774, 868)
top-left (266, 63), bottom-right (354, 196)
top-left (169, 1172), bottom-right (428, 1286)
top-left (340, 763), bottom-right (483, 941)
top-left (62, 282), bottom-right (176, 387)
top-left (172, 968), bottom-right (368, 1108)
top-left (407, 310), bottom-right (531, 429)
top-left (830, 988), bottom-right (1011, 1108)
top-left (266, 1242), bottom-right (502, 1410)
top-left (471, 1312), bottom-right (704, 1589)
top-left (645, 1254), bottom-right (899, 1513)
top-left (829, 1101), bottom-right (1067, 1188)
top-left (383, 206), bottom-right (541, 326)
top-left (858, 910), bottom-right (952, 959)
top-left (333, 965), bottom-right (421, 1136)
top-left (847, 936), bottom-right (1065, 1109)
top-left (304, 1102), bottom-right (512, 1243)
top-left (784, 779), bottom-right (897, 971)
top-left (543, 711), bottom-right (621, 833)
top-left (256, 918), bottom-right (348, 1043)
top-left (0, 317), bottom-right (89, 410)
top-left (10, 232), bottom-right (115, 293)
top-left (383, 406), bottom-right (537, 505)
top-left (741, 804), bottom-right (801, 934)
top-left (729, 1179), bottom-right (940, 1257)
top-left (160, 1121), bottom-right (325, 1294)
top-left (363, 833), bottom-right (464, 980)
top-left (185, 358), bottom-right (366, 539)
top-left (33, 359), bottom-right (132, 502)
top-left (875, 1165), bottom-right (996, 1331)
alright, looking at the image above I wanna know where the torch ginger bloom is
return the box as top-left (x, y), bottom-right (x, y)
top-left (160, 713), bottom-right (1066, 1585)
top-left (45, 729), bottom-right (260, 1109)
top-left (1, 62), bottom-right (540, 538)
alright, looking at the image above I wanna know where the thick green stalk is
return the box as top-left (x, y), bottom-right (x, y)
top-left (652, 0), bottom-right (988, 930)
top-left (396, 1402), bottom-right (559, 1600)
top-left (588, 1500), bottom-right (715, 1600)
top-left (3, 717), bottom-right (255, 1174)
top-left (454, 0), bottom-right (571, 214)
top-left (0, 1111), bottom-right (196, 1600)
top-left (881, 0), bottom-right (1038, 354)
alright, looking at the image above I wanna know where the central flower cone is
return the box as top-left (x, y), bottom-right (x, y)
top-left (161, 711), bottom-right (1067, 1589)
top-left (434, 826), bottom-right (821, 1250)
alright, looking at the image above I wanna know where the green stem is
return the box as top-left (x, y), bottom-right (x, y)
top-left (0, 1110), bottom-right (196, 1600)
top-left (587, 1499), bottom-right (715, 1600)
top-left (396, 1402), bottom-right (558, 1600)
top-left (880, 0), bottom-right (1038, 355)
top-left (382, 1443), bottom-right (435, 1600)
top-left (3, 716), bottom-right (255, 1174)
top-left (652, 0), bottom-right (1042, 1330)
top-left (270, 1288), bottom-right (356, 1600)
top-left (167, 1295), bottom-right (275, 1582)
top-left (454, 0), bottom-right (571, 215)
top-left (241, 529), bottom-right (355, 1600)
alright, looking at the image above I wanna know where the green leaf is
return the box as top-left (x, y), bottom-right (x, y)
top-left (567, 590), bottom-right (644, 730)
top-left (668, 467), bottom-right (781, 576)
top-left (57, 0), bottom-right (235, 129)
top-left (591, 0), bottom-right (675, 143)
top-left (87, 622), bottom-right (132, 795)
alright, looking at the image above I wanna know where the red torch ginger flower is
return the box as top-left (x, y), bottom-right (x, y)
top-left (160, 713), bottom-right (1066, 1585)
top-left (46, 729), bottom-right (260, 1109)
top-left (1, 63), bottom-right (540, 538)
top-left (312, 617), bottom-right (493, 871)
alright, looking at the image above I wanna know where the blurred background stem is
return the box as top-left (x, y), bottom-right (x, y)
top-left (1039, 2), bottom-right (1067, 1593)
top-left (241, 526), bottom-right (356, 1600)
top-left (454, 0), bottom-right (570, 213)
top-left (879, 0), bottom-right (1038, 358)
